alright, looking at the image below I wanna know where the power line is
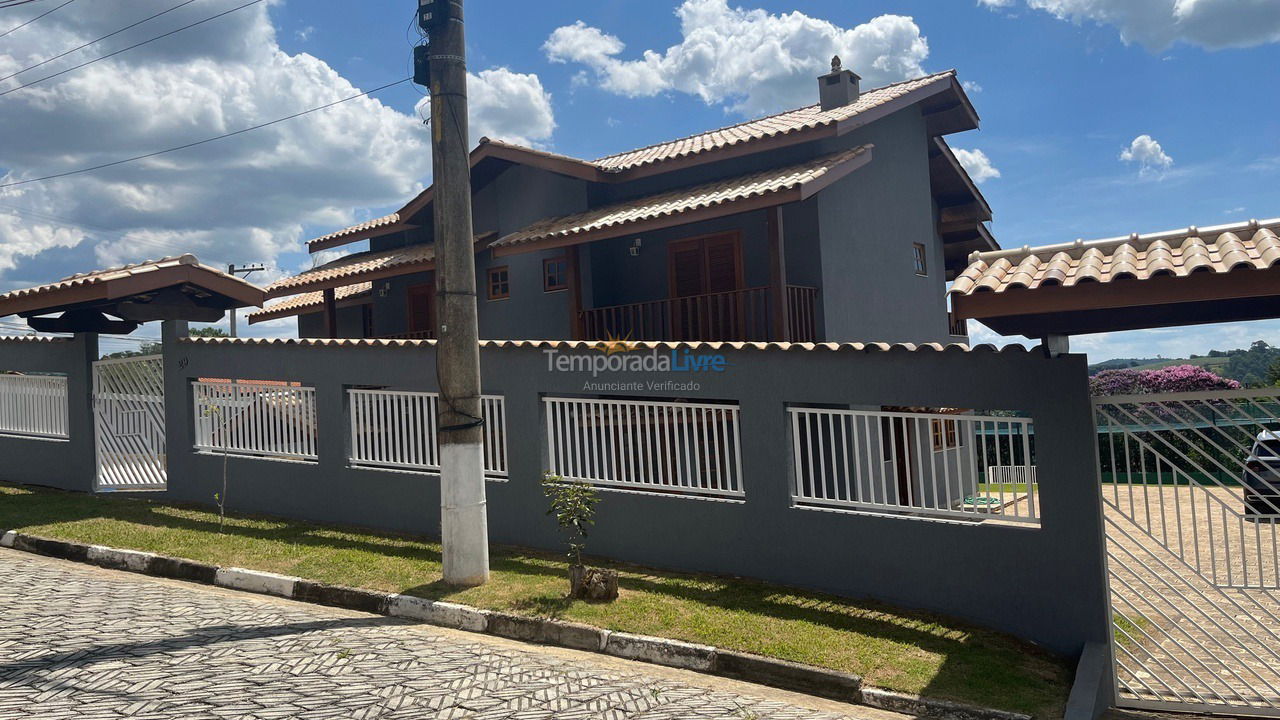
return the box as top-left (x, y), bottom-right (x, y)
top-left (0, 0), bottom-right (73, 38)
top-left (0, 0), bottom-right (202, 84)
top-left (0, 0), bottom-right (263, 97)
top-left (0, 77), bottom-right (412, 189)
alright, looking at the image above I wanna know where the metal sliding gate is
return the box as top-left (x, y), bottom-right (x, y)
top-left (93, 355), bottom-right (166, 490)
top-left (1096, 389), bottom-right (1280, 716)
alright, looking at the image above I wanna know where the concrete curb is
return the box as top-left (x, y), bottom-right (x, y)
top-left (0, 531), bottom-right (1032, 720)
top-left (860, 688), bottom-right (1033, 720)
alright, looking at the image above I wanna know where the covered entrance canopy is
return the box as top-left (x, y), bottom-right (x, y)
top-left (950, 218), bottom-right (1280, 338)
top-left (0, 254), bottom-right (265, 334)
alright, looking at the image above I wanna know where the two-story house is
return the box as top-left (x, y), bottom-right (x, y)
top-left (251, 61), bottom-right (996, 344)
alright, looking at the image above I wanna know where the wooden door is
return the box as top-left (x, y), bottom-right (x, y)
top-left (667, 233), bottom-right (742, 340)
top-left (406, 281), bottom-right (435, 336)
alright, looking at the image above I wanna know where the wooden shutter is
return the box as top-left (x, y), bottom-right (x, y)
top-left (670, 241), bottom-right (706, 298)
top-left (705, 236), bottom-right (739, 294)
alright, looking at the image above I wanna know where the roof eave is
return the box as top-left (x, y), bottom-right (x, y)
top-left (953, 266), bottom-right (1280, 338)
top-left (490, 188), bottom-right (806, 258)
top-left (248, 291), bottom-right (372, 324)
top-left (307, 222), bottom-right (416, 254)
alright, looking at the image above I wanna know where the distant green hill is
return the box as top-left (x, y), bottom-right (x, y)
top-left (1088, 341), bottom-right (1279, 387)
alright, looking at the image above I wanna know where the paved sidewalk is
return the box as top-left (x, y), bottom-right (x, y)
top-left (0, 549), bottom-right (900, 720)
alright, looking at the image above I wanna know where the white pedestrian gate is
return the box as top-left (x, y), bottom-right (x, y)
top-left (93, 355), bottom-right (166, 490)
top-left (1096, 388), bottom-right (1280, 716)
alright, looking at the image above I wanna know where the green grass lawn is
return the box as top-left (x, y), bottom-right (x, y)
top-left (0, 482), bottom-right (1070, 717)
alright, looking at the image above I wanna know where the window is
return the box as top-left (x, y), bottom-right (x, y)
top-left (543, 257), bottom-right (568, 292)
top-left (931, 418), bottom-right (962, 451)
top-left (912, 243), bottom-right (928, 276)
top-left (487, 266), bottom-right (510, 300)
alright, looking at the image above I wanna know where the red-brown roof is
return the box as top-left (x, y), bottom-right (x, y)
top-left (492, 146), bottom-right (872, 255)
top-left (0, 255), bottom-right (265, 318)
top-left (248, 282), bottom-right (372, 324)
top-left (595, 71), bottom-right (957, 172)
top-left (951, 217), bottom-right (1280, 337)
top-left (952, 218), bottom-right (1280, 295)
top-left (305, 71), bottom-right (967, 255)
top-left (266, 245), bottom-right (435, 299)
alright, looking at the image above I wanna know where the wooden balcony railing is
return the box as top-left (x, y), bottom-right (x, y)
top-left (580, 286), bottom-right (819, 343)
top-left (948, 312), bottom-right (968, 338)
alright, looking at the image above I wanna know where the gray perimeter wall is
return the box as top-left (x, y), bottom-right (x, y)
top-left (96, 337), bottom-right (1112, 659)
top-left (0, 335), bottom-right (97, 492)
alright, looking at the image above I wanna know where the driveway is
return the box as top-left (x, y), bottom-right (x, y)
top-left (0, 549), bottom-right (899, 720)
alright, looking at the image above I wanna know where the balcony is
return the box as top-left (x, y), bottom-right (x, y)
top-left (948, 312), bottom-right (968, 338)
top-left (579, 286), bottom-right (819, 343)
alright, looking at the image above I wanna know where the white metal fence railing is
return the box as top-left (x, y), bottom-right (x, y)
top-left (193, 381), bottom-right (317, 461)
top-left (0, 373), bottom-right (68, 439)
top-left (1096, 388), bottom-right (1280, 715)
top-left (789, 407), bottom-right (1038, 524)
top-left (544, 397), bottom-right (744, 499)
top-left (348, 389), bottom-right (508, 479)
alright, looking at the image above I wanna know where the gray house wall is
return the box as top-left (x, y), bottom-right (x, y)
top-left (0, 335), bottom-right (97, 492)
top-left (812, 108), bottom-right (953, 344)
top-left (113, 337), bottom-right (1111, 658)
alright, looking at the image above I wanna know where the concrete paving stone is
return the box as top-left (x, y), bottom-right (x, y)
top-left (0, 548), bottom-right (894, 720)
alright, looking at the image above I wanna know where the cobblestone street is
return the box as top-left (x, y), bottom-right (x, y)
top-left (0, 549), bottom-right (896, 720)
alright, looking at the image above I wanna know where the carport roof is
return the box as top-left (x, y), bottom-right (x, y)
top-left (0, 254), bottom-right (265, 319)
top-left (951, 218), bottom-right (1280, 337)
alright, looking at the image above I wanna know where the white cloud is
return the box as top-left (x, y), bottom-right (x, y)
top-left (983, 0), bottom-right (1280, 50)
top-left (544, 0), bottom-right (930, 116)
top-left (0, 1), bottom-right (554, 296)
top-left (952, 148), bottom-right (1002, 184)
top-left (962, 80), bottom-right (983, 93)
top-left (295, 25), bottom-right (315, 42)
top-left (417, 67), bottom-right (556, 149)
top-left (1119, 134), bottom-right (1174, 176)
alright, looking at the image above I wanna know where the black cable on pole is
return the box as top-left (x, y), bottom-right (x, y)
top-left (0, 78), bottom-right (412, 188)
top-left (0, 0), bottom-right (74, 38)
top-left (0, 0), bottom-right (202, 84)
top-left (0, 0), bottom-right (263, 97)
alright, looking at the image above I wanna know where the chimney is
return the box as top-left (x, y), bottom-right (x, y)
top-left (818, 55), bottom-right (860, 111)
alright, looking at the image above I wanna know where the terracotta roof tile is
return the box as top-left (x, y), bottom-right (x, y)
top-left (950, 219), bottom-right (1280, 296)
top-left (0, 254), bottom-right (265, 318)
top-left (493, 146), bottom-right (871, 251)
top-left (248, 282), bottom-right (372, 323)
top-left (306, 213), bottom-right (406, 249)
top-left (593, 72), bottom-right (955, 171)
top-left (0, 255), bottom-right (250, 303)
top-left (267, 245), bottom-right (435, 298)
top-left (181, 336), bottom-right (1030, 354)
top-left (302, 73), bottom-right (958, 255)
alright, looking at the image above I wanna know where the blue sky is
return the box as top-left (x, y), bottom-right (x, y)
top-left (1, 0), bottom-right (1279, 359)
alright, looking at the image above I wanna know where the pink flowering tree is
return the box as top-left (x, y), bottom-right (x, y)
top-left (1090, 364), bottom-right (1240, 396)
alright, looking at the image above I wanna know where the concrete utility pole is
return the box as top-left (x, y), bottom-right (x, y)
top-left (418, 0), bottom-right (489, 586)
top-left (226, 263), bottom-right (265, 337)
